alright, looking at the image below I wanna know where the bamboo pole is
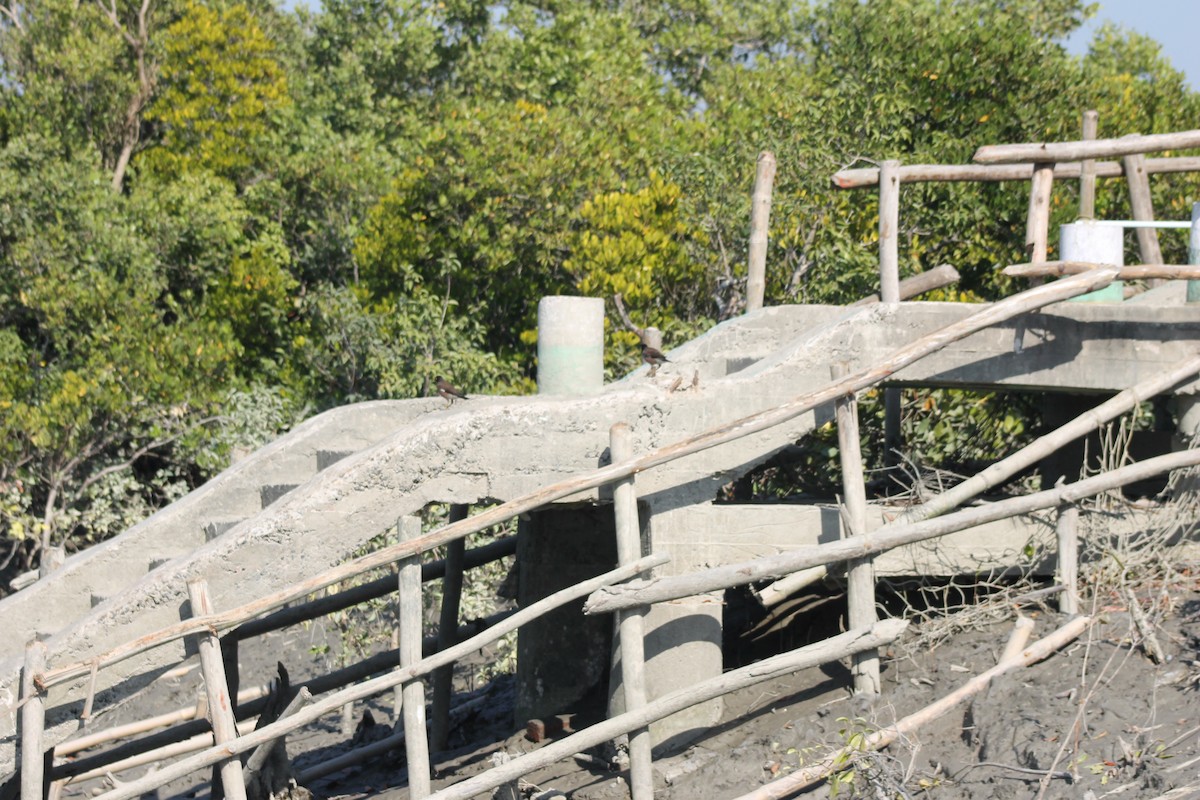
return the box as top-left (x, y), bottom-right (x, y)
top-left (732, 616), bottom-right (1094, 800)
top-left (830, 156), bottom-right (1200, 188)
top-left (88, 553), bottom-right (668, 800)
top-left (850, 264), bottom-right (960, 306)
top-left (1056, 503), bottom-right (1080, 615)
top-left (397, 515), bottom-right (431, 798)
top-left (609, 423), bottom-right (653, 800)
top-left (37, 268), bottom-right (1119, 692)
top-left (1004, 262), bottom-right (1200, 279)
top-left (753, 565), bottom-right (827, 608)
top-left (1123, 152), bottom-right (1164, 271)
top-left (20, 640), bottom-right (47, 800)
top-left (746, 151), bottom-right (776, 313)
top-left (878, 160), bottom-right (901, 303)
top-left (63, 719), bottom-right (257, 785)
top-left (430, 504), bottom-right (469, 752)
top-left (974, 129), bottom-right (1200, 164)
top-left (833, 364), bottom-right (878, 696)
top-left (186, 579), bottom-right (247, 800)
top-left (584, 447), bottom-right (1200, 614)
top-left (1079, 110), bottom-right (1099, 219)
top-left (1026, 162), bottom-right (1055, 264)
top-left (423, 621), bottom-right (908, 800)
top-left (999, 615), bottom-right (1035, 663)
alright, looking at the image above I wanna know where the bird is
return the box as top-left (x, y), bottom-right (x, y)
top-left (435, 376), bottom-right (468, 405)
top-left (639, 343), bottom-right (670, 376)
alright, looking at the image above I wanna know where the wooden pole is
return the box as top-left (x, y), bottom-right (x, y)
top-left (1004, 262), bottom-right (1200, 279)
top-left (39, 267), bottom-right (1120, 692)
top-left (1026, 162), bottom-right (1055, 265)
top-left (186, 579), bottom-right (247, 800)
top-left (430, 504), bottom-right (469, 752)
top-left (20, 640), bottom-right (47, 800)
top-left (422, 621), bottom-right (908, 800)
top-left (609, 423), bottom-right (653, 800)
top-left (1056, 503), bottom-right (1080, 615)
top-left (974, 129), bottom-right (1200, 164)
top-left (833, 364), bottom-right (878, 696)
top-left (831, 156), bottom-right (1200, 188)
top-left (999, 615), bottom-right (1035, 663)
top-left (850, 263), bottom-right (960, 305)
top-left (584, 447), bottom-right (1200, 614)
top-left (1123, 152), bottom-right (1164, 272)
top-left (878, 160), bottom-right (901, 303)
top-left (1079, 110), bottom-right (1099, 219)
top-left (397, 515), bottom-right (431, 798)
top-left (88, 554), bottom-right (668, 800)
top-left (733, 616), bottom-right (1094, 800)
top-left (746, 151), bottom-right (776, 314)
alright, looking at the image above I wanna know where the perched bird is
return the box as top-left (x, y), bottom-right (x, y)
top-left (639, 343), bottom-right (670, 376)
top-left (435, 376), bottom-right (468, 405)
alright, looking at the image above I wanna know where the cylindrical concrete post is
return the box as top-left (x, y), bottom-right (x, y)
top-left (1187, 202), bottom-right (1200, 303)
top-left (1060, 221), bottom-right (1124, 302)
top-left (537, 296), bottom-right (605, 395)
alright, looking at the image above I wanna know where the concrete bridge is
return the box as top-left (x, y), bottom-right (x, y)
top-left (3, 291), bottom-right (1200, 779)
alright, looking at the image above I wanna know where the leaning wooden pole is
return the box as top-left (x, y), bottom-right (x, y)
top-left (1123, 152), bottom-right (1164, 270)
top-left (424, 621), bottom-right (909, 800)
top-left (833, 364), bottom-right (878, 696)
top-left (186, 579), bottom-right (247, 800)
top-left (430, 503), bottom-right (469, 752)
top-left (731, 616), bottom-right (1094, 800)
top-left (20, 640), bottom-right (47, 800)
top-left (38, 269), bottom-right (1120, 692)
top-left (609, 423), bottom-right (654, 800)
top-left (584, 448), bottom-right (1200, 614)
top-left (746, 151), bottom-right (776, 313)
top-left (397, 515), bottom-right (431, 798)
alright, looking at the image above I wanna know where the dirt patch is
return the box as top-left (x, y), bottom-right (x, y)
top-left (51, 586), bottom-right (1200, 800)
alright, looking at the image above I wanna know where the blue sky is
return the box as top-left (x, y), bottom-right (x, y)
top-left (1063, 0), bottom-right (1199, 89)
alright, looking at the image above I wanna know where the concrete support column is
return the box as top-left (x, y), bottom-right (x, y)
top-left (537, 296), bottom-right (604, 395)
top-left (1060, 221), bottom-right (1124, 302)
top-left (1187, 202), bottom-right (1200, 303)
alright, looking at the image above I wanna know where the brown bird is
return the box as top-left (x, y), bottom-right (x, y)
top-left (639, 343), bottom-right (670, 376)
top-left (435, 376), bottom-right (468, 405)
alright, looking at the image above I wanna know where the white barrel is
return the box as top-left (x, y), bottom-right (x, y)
top-left (537, 296), bottom-right (605, 395)
top-left (1060, 221), bottom-right (1123, 302)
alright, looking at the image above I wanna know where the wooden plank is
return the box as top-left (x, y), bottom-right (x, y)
top-left (746, 151), bottom-right (776, 313)
top-left (609, 424), bottom-right (653, 800)
top-left (398, 515), bottom-right (431, 798)
top-left (975, 129), bottom-right (1200, 164)
top-left (833, 364), bottom-right (878, 696)
top-left (186, 579), bottom-right (246, 800)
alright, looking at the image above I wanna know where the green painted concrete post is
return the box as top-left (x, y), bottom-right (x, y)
top-left (1061, 221), bottom-right (1124, 302)
top-left (537, 296), bottom-right (605, 395)
top-left (1188, 202), bottom-right (1200, 303)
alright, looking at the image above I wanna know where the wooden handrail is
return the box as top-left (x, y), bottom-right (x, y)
top-left (831, 156), bottom-right (1200, 188)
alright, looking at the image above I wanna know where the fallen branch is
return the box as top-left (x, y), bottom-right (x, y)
top-left (731, 616), bottom-right (1094, 800)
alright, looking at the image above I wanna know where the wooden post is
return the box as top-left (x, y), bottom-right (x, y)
top-left (430, 504), bottom-right (469, 752)
top-left (746, 151), bottom-right (777, 314)
top-left (833, 365), bottom-right (879, 696)
top-left (1123, 152), bottom-right (1164, 277)
top-left (1026, 162), bottom-right (1055, 265)
top-left (1079, 110), bottom-right (1098, 219)
top-left (398, 515), bottom-right (431, 798)
top-left (186, 579), bottom-right (247, 800)
top-left (20, 640), bottom-right (47, 800)
top-left (609, 424), bottom-right (654, 800)
top-left (1056, 503), bottom-right (1079, 615)
top-left (878, 160), bottom-right (901, 303)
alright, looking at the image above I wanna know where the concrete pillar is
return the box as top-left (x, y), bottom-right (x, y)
top-left (537, 296), bottom-right (604, 395)
top-left (1060, 221), bottom-right (1124, 302)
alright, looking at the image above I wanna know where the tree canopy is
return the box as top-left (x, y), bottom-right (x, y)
top-left (1, 0), bottom-right (1198, 579)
